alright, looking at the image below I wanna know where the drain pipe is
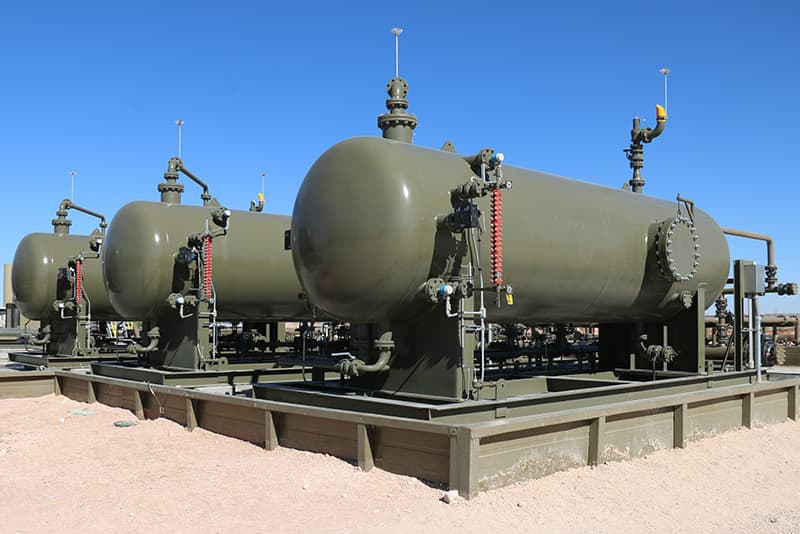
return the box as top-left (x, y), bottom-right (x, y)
top-left (30, 325), bottom-right (52, 346)
top-left (335, 326), bottom-right (394, 377)
top-left (337, 350), bottom-right (393, 377)
top-left (127, 327), bottom-right (160, 354)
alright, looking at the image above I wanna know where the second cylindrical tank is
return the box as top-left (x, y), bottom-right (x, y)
top-left (291, 137), bottom-right (730, 324)
top-left (104, 201), bottom-right (310, 321)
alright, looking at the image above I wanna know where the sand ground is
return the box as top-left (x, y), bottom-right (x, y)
top-left (2, 394), bottom-right (800, 533)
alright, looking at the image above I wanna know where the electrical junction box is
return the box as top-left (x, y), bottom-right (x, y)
top-left (742, 262), bottom-right (765, 296)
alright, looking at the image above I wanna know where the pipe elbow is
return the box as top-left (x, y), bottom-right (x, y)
top-left (249, 193), bottom-right (265, 213)
top-left (30, 326), bottom-right (52, 346)
top-left (647, 122), bottom-right (665, 141)
top-left (335, 342), bottom-right (394, 377)
top-left (648, 104), bottom-right (667, 140)
top-left (336, 350), bottom-right (392, 377)
top-left (355, 350), bottom-right (393, 374)
top-left (128, 327), bottom-right (160, 354)
top-left (633, 105), bottom-right (667, 143)
top-left (165, 157), bottom-right (182, 176)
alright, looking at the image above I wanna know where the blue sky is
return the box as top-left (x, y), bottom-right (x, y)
top-left (1, 1), bottom-right (798, 313)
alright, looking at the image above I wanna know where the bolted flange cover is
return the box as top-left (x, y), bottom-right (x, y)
top-left (655, 216), bottom-right (701, 283)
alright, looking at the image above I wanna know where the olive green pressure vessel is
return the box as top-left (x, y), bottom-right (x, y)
top-left (12, 233), bottom-right (119, 320)
top-left (292, 137), bottom-right (730, 324)
top-left (104, 201), bottom-right (309, 321)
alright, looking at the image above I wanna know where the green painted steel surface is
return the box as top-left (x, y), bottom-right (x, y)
top-left (0, 369), bottom-right (55, 399)
top-left (8, 352), bottom-right (137, 369)
top-left (104, 201), bottom-right (309, 321)
top-left (292, 137), bottom-right (730, 324)
top-left (14, 369), bottom-right (796, 497)
top-left (12, 232), bottom-right (119, 320)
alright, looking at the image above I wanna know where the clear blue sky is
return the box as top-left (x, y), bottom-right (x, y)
top-left (1, 1), bottom-right (798, 313)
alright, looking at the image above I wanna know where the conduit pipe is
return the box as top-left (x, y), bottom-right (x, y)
top-left (722, 227), bottom-right (776, 289)
top-left (58, 199), bottom-right (108, 234)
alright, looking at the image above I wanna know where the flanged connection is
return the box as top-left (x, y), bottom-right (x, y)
top-left (655, 216), bottom-right (701, 283)
top-left (377, 77), bottom-right (417, 143)
top-left (419, 277), bottom-right (447, 304)
top-left (51, 208), bottom-right (72, 234)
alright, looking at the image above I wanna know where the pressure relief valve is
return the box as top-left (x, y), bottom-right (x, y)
top-left (625, 104), bottom-right (667, 193)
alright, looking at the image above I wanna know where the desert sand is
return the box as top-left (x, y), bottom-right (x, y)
top-left (2, 394), bottom-right (800, 533)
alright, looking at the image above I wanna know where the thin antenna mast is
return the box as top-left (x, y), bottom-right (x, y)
top-left (69, 170), bottom-right (76, 201)
top-left (261, 171), bottom-right (266, 196)
top-left (176, 119), bottom-right (185, 158)
top-left (659, 68), bottom-right (670, 113)
top-left (391, 27), bottom-right (403, 77)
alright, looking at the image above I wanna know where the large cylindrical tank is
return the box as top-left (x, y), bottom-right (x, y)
top-left (292, 137), bottom-right (730, 324)
top-left (104, 201), bottom-right (309, 321)
top-left (12, 233), bottom-right (119, 320)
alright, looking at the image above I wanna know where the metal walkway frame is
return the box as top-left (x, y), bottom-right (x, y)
top-left (1, 369), bottom-right (798, 498)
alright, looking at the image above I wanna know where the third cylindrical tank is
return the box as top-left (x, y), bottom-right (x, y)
top-left (13, 232), bottom-right (118, 320)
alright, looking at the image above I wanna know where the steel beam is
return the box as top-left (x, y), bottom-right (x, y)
top-left (357, 424), bottom-right (375, 471)
top-left (673, 403), bottom-right (688, 448)
top-left (264, 411), bottom-right (279, 450)
top-left (588, 416), bottom-right (607, 466)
